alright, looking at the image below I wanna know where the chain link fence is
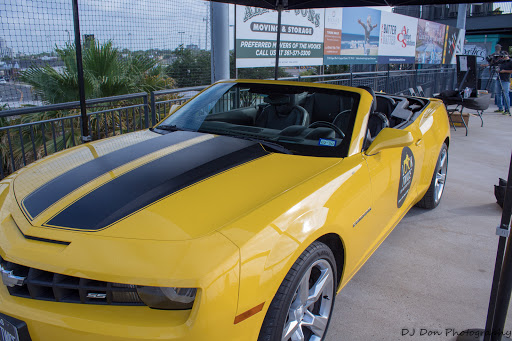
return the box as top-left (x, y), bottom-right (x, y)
top-left (0, 0), bottom-right (212, 110)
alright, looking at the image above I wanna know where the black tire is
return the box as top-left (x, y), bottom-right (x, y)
top-left (258, 241), bottom-right (337, 341)
top-left (416, 143), bottom-right (448, 209)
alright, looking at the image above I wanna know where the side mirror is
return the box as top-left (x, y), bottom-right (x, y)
top-left (365, 128), bottom-right (413, 156)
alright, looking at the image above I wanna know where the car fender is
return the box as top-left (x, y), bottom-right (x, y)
top-left (221, 155), bottom-right (371, 323)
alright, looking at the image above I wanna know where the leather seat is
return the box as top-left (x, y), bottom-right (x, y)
top-left (367, 112), bottom-right (390, 142)
top-left (357, 86), bottom-right (389, 148)
top-left (255, 94), bottom-right (309, 130)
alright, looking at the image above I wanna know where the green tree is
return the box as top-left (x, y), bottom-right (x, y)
top-left (166, 46), bottom-right (211, 87)
top-left (20, 41), bottom-right (173, 104)
top-left (324, 64), bottom-right (349, 74)
top-left (0, 42), bottom-right (175, 177)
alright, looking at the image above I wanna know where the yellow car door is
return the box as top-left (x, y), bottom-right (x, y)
top-left (363, 126), bottom-right (423, 248)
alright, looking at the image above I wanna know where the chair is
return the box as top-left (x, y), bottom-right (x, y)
top-left (255, 94), bottom-right (309, 130)
top-left (416, 86), bottom-right (426, 97)
top-left (353, 86), bottom-right (389, 149)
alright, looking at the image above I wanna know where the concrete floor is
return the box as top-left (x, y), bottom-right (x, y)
top-left (326, 105), bottom-right (512, 341)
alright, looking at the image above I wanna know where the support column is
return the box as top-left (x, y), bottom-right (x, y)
top-left (456, 4), bottom-right (467, 30)
top-left (210, 2), bottom-right (230, 83)
top-left (72, 0), bottom-right (90, 142)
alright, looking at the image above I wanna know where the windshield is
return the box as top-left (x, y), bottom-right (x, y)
top-left (157, 82), bottom-right (360, 157)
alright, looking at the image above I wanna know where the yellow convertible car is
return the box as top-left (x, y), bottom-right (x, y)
top-left (0, 80), bottom-right (449, 341)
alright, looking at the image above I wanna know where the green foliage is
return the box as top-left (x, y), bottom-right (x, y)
top-left (166, 46), bottom-right (211, 87)
top-left (324, 65), bottom-right (349, 74)
top-left (20, 41), bottom-right (174, 104)
top-left (299, 68), bottom-right (318, 77)
top-left (1, 42), bottom-right (170, 177)
top-left (166, 48), bottom-right (292, 87)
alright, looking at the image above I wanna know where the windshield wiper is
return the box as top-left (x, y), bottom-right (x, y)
top-left (197, 128), bottom-right (293, 155)
top-left (247, 138), bottom-right (293, 155)
top-left (152, 124), bottom-right (186, 132)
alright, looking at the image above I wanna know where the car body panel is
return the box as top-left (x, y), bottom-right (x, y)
top-left (0, 80), bottom-right (450, 340)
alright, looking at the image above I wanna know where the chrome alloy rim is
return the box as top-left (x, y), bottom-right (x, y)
top-left (434, 148), bottom-right (448, 203)
top-left (282, 259), bottom-right (334, 341)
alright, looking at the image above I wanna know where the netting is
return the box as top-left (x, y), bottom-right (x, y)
top-left (0, 0), bottom-right (212, 109)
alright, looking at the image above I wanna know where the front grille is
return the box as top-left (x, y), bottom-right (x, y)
top-left (1, 257), bottom-right (144, 306)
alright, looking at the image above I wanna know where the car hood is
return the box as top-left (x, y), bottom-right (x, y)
top-left (11, 130), bottom-right (340, 241)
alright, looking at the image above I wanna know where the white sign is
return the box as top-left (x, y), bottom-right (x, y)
top-left (236, 5), bottom-right (325, 68)
top-left (378, 11), bottom-right (417, 64)
top-left (323, 8), bottom-right (343, 56)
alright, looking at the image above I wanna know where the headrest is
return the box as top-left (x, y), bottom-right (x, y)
top-left (358, 86), bottom-right (377, 113)
top-left (264, 94), bottom-right (291, 106)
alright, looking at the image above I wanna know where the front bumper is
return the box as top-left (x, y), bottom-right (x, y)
top-left (0, 215), bottom-right (251, 340)
top-left (0, 290), bottom-right (191, 340)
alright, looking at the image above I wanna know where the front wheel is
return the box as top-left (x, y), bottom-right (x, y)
top-left (258, 241), bottom-right (337, 341)
top-left (416, 143), bottom-right (448, 209)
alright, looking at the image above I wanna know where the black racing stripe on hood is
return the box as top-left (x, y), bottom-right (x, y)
top-left (45, 136), bottom-right (268, 231)
top-left (21, 131), bottom-right (204, 219)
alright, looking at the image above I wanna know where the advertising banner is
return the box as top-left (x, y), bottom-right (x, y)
top-left (235, 6), bottom-right (325, 68)
top-left (323, 8), bottom-right (343, 56)
top-left (377, 12), bottom-right (417, 64)
top-left (324, 7), bottom-right (381, 65)
top-left (443, 26), bottom-right (466, 64)
top-left (464, 42), bottom-right (492, 64)
top-left (415, 19), bottom-right (446, 64)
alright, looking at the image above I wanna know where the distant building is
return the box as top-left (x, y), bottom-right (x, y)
top-left (0, 37), bottom-right (13, 59)
top-left (186, 44), bottom-right (200, 51)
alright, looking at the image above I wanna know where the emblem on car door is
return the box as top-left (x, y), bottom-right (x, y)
top-left (397, 146), bottom-right (415, 208)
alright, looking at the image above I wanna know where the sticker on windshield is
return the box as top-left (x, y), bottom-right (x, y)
top-left (318, 138), bottom-right (336, 147)
top-left (397, 146), bottom-right (415, 208)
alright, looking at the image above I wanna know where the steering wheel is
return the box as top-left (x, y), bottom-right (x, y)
top-left (308, 121), bottom-right (345, 138)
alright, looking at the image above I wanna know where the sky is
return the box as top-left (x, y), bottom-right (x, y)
top-left (4, 1), bottom-right (507, 56)
top-left (0, 0), bottom-right (211, 55)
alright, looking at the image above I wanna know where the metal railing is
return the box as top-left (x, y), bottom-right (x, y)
top-left (277, 66), bottom-right (455, 97)
top-left (0, 66), bottom-right (455, 179)
top-left (150, 86), bottom-right (208, 124)
top-left (0, 93), bottom-right (149, 178)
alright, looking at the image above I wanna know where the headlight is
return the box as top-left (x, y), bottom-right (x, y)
top-left (136, 286), bottom-right (197, 310)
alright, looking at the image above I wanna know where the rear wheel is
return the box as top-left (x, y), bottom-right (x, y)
top-left (258, 241), bottom-right (337, 341)
top-left (416, 143), bottom-right (448, 209)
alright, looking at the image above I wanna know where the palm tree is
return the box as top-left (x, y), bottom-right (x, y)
top-left (0, 42), bottom-right (175, 178)
top-left (21, 41), bottom-right (173, 103)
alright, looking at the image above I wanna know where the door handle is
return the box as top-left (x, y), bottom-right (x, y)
top-left (415, 138), bottom-right (423, 146)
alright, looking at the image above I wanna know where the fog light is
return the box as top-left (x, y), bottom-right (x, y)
top-left (136, 286), bottom-right (197, 310)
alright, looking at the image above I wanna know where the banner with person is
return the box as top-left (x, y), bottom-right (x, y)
top-left (331, 7), bottom-right (382, 64)
top-left (377, 12), bottom-right (417, 64)
top-left (235, 6), bottom-right (325, 68)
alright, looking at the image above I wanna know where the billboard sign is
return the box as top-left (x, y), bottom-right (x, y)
top-left (323, 8), bottom-right (343, 56)
top-left (235, 6), bottom-right (325, 68)
top-left (443, 26), bottom-right (465, 64)
top-left (377, 12), bottom-right (417, 64)
top-left (464, 42), bottom-right (492, 64)
top-left (415, 19), bottom-right (446, 64)
top-left (325, 7), bottom-right (381, 65)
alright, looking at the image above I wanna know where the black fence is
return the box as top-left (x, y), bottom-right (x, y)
top-left (0, 93), bottom-right (149, 178)
top-left (0, 66), bottom-right (455, 179)
top-left (281, 66), bottom-right (455, 97)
